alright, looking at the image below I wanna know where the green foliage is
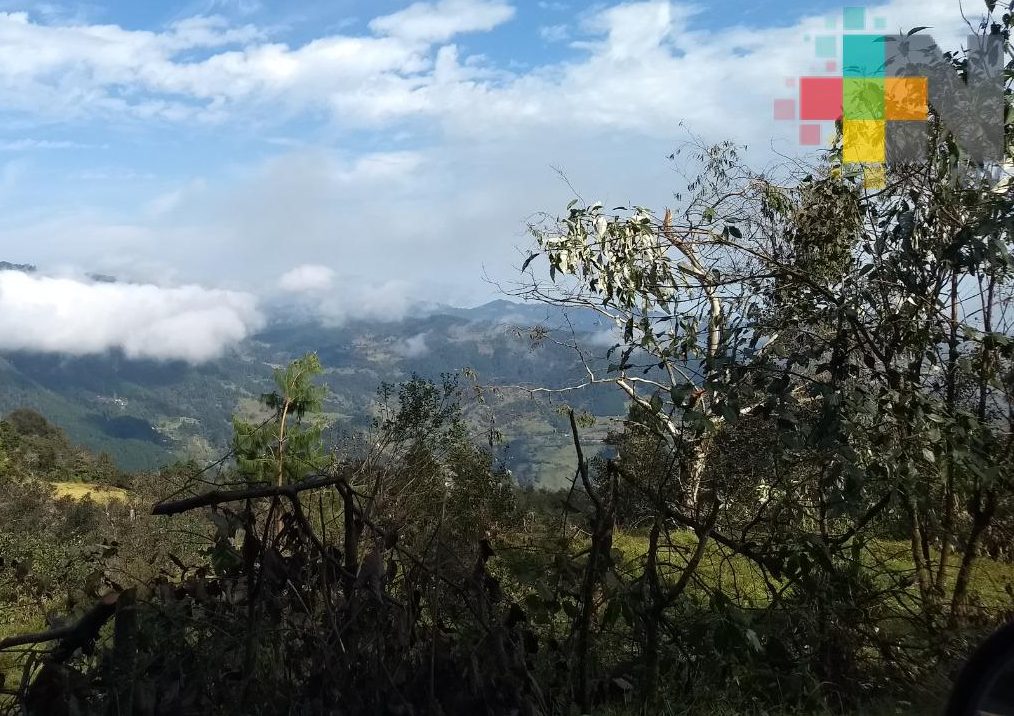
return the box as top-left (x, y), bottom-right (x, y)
top-left (0, 409), bottom-right (122, 484)
top-left (1, 365), bottom-right (528, 714)
top-left (233, 352), bottom-right (327, 485)
top-left (369, 373), bottom-right (517, 543)
top-left (510, 15), bottom-right (1014, 713)
top-left (3, 17), bottom-right (1014, 714)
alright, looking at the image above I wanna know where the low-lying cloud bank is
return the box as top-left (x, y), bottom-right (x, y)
top-left (0, 271), bottom-right (262, 363)
top-left (278, 264), bottom-right (335, 293)
top-left (275, 263), bottom-right (418, 324)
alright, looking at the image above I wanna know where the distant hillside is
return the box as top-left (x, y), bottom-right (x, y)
top-left (0, 262), bottom-right (36, 273)
top-left (0, 407), bottom-right (124, 486)
top-left (0, 301), bottom-right (634, 486)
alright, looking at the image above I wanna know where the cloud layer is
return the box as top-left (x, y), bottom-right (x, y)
top-left (0, 0), bottom-right (969, 131)
top-left (0, 0), bottom-right (982, 350)
top-left (0, 271), bottom-right (262, 362)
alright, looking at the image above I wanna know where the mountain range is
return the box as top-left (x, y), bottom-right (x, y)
top-left (0, 300), bottom-right (628, 488)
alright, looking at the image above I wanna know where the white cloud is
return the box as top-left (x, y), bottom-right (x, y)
top-left (585, 327), bottom-right (623, 348)
top-left (333, 151), bottom-right (425, 183)
top-left (369, 0), bottom-right (515, 43)
top-left (582, 1), bottom-right (687, 59)
top-left (0, 138), bottom-right (97, 151)
top-left (0, 271), bottom-right (262, 362)
top-left (0, 0), bottom-right (974, 134)
top-left (0, 10), bottom-right (428, 123)
top-left (162, 15), bottom-right (264, 50)
top-left (539, 24), bottom-right (569, 42)
top-left (278, 264), bottom-right (335, 292)
top-left (331, 280), bottom-right (417, 323)
top-left (393, 331), bottom-right (430, 358)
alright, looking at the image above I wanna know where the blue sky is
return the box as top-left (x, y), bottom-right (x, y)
top-left (0, 0), bottom-right (981, 360)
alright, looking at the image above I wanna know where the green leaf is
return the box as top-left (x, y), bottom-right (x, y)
top-left (670, 384), bottom-right (692, 404)
top-left (649, 393), bottom-right (663, 413)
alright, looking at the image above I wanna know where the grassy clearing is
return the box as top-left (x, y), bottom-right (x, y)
top-left (496, 528), bottom-right (994, 714)
top-left (50, 481), bottom-right (129, 503)
top-left (607, 530), bottom-right (1014, 610)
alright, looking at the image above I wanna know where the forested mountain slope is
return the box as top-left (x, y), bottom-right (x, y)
top-left (0, 301), bottom-right (629, 486)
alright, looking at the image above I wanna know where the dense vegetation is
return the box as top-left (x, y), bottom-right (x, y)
top-left (4, 12), bottom-right (1014, 715)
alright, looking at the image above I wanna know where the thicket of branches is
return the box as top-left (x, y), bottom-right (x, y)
top-left (3, 6), bottom-right (1014, 715)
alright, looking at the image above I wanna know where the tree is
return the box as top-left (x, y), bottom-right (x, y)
top-left (232, 352), bottom-right (327, 487)
top-left (515, 7), bottom-right (1014, 707)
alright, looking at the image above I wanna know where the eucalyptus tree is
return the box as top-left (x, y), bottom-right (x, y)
top-left (517, 5), bottom-right (1014, 704)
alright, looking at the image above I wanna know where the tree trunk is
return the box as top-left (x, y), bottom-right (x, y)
top-left (339, 482), bottom-right (360, 601)
top-left (641, 518), bottom-right (662, 713)
top-left (951, 490), bottom-right (997, 620)
top-left (907, 496), bottom-right (934, 609)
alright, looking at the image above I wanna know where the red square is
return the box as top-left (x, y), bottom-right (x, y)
top-left (799, 124), bottom-right (821, 145)
top-left (800, 76), bottom-right (843, 120)
top-left (773, 98), bottom-right (795, 120)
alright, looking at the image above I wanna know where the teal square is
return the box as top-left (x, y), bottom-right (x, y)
top-left (844, 78), bottom-right (885, 119)
top-left (843, 6), bottom-right (866, 31)
top-left (815, 35), bottom-right (837, 58)
top-left (843, 34), bottom-right (885, 77)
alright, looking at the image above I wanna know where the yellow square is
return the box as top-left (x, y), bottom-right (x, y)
top-left (864, 164), bottom-right (886, 189)
top-left (885, 77), bottom-right (927, 120)
top-left (843, 119), bottom-right (885, 163)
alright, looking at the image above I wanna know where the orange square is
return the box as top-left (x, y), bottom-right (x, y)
top-left (885, 77), bottom-right (927, 120)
